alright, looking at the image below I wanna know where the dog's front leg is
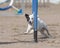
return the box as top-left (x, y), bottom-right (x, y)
top-left (29, 29), bottom-right (34, 34)
top-left (24, 24), bottom-right (32, 34)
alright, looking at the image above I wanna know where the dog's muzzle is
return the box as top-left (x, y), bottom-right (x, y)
top-left (29, 21), bottom-right (32, 25)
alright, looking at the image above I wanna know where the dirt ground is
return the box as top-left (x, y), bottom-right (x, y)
top-left (0, 4), bottom-right (60, 48)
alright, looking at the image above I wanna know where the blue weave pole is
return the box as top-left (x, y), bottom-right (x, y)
top-left (32, 0), bottom-right (38, 42)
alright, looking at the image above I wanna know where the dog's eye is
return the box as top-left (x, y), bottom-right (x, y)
top-left (27, 18), bottom-right (30, 21)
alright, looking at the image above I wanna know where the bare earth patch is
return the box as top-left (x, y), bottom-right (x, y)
top-left (0, 4), bottom-right (60, 48)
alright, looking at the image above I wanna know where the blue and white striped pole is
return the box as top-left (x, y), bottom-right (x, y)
top-left (32, 0), bottom-right (38, 42)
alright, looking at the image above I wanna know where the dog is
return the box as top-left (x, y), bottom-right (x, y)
top-left (24, 13), bottom-right (51, 37)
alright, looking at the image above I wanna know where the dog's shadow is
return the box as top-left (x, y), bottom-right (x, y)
top-left (0, 41), bottom-right (34, 45)
top-left (0, 41), bottom-right (18, 45)
top-left (13, 34), bottom-right (53, 43)
top-left (0, 36), bottom-right (53, 45)
top-left (38, 34), bottom-right (54, 42)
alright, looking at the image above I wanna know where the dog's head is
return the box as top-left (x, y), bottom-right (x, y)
top-left (25, 14), bottom-right (34, 25)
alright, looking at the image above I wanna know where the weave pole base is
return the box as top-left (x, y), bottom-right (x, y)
top-left (34, 31), bottom-right (38, 42)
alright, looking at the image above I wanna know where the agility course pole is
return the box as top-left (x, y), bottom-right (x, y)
top-left (12, 0), bottom-right (25, 15)
top-left (12, 6), bottom-right (23, 15)
top-left (0, 0), bottom-right (13, 10)
top-left (0, 0), bottom-right (23, 14)
top-left (32, 0), bottom-right (38, 42)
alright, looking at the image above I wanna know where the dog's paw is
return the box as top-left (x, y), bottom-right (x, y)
top-left (29, 31), bottom-right (33, 34)
top-left (48, 35), bottom-right (52, 38)
top-left (29, 30), bottom-right (34, 34)
top-left (24, 32), bottom-right (29, 34)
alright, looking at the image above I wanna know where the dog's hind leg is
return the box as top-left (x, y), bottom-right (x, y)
top-left (43, 28), bottom-right (52, 38)
top-left (45, 28), bottom-right (50, 35)
top-left (40, 29), bottom-right (48, 38)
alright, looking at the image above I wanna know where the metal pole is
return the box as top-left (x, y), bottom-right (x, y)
top-left (32, 0), bottom-right (38, 42)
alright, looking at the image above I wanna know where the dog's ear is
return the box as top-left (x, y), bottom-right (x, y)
top-left (25, 14), bottom-right (29, 19)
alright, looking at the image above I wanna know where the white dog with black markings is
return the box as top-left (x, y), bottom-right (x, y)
top-left (24, 14), bottom-right (51, 37)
